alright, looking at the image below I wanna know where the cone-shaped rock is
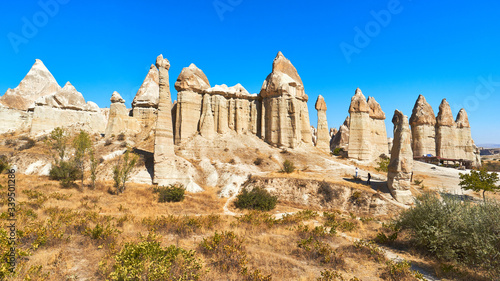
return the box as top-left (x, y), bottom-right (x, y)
top-left (409, 95), bottom-right (436, 157)
top-left (348, 88), bottom-right (371, 160)
top-left (455, 108), bottom-right (479, 166)
top-left (0, 59), bottom-right (61, 110)
top-left (388, 110), bottom-right (414, 204)
top-left (132, 64), bottom-right (159, 108)
top-left (315, 95), bottom-right (330, 152)
top-left (367, 96), bottom-right (389, 159)
top-left (436, 99), bottom-right (457, 158)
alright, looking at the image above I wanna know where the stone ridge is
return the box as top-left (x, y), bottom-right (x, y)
top-left (409, 95), bottom-right (436, 126)
top-left (174, 63), bottom-right (210, 93)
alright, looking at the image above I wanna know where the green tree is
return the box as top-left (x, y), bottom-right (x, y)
top-left (89, 149), bottom-right (98, 190)
top-left (73, 130), bottom-right (92, 188)
top-left (113, 149), bottom-right (138, 194)
top-left (459, 168), bottom-right (499, 201)
top-left (48, 127), bottom-right (68, 162)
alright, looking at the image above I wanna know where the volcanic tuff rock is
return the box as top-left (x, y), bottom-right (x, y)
top-left (104, 92), bottom-right (140, 136)
top-left (455, 108), bottom-right (479, 166)
top-left (367, 96), bottom-right (385, 120)
top-left (260, 52), bottom-right (311, 148)
top-left (315, 95), bottom-right (330, 152)
top-left (174, 64), bottom-right (210, 144)
top-left (199, 94), bottom-right (215, 138)
top-left (311, 126), bottom-right (317, 146)
top-left (387, 110), bottom-right (414, 204)
top-left (132, 64), bottom-right (159, 108)
top-left (0, 59), bottom-right (61, 111)
top-left (436, 99), bottom-right (457, 159)
top-left (409, 95), bottom-right (436, 157)
top-left (331, 116), bottom-right (350, 151)
top-left (367, 96), bottom-right (389, 159)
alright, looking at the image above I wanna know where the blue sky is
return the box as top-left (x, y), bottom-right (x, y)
top-left (1, 0), bottom-right (499, 144)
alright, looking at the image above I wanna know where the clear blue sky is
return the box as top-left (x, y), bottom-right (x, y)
top-left (1, 0), bottom-right (499, 144)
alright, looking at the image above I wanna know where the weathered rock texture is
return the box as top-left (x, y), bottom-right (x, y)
top-left (387, 110), bottom-right (414, 204)
top-left (131, 65), bottom-right (159, 127)
top-left (0, 59), bottom-right (61, 111)
top-left (348, 89), bottom-right (387, 161)
top-left (436, 99), bottom-right (457, 159)
top-left (315, 95), bottom-right (330, 152)
top-left (104, 92), bottom-right (140, 136)
top-left (409, 95), bottom-right (436, 157)
top-left (455, 108), bottom-right (478, 166)
top-left (260, 52), bottom-right (311, 148)
top-left (331, 116), bottom-right (350, 151)
top-left (311, 126), bottom-right (317, 146)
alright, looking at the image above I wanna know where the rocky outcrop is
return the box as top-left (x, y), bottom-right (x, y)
top-left (104, 92), bottom-right (140, 136)
top-left (311, 126), bottom-right (317, 146)
top-left (436, 99), bottom-right (457, 159)
top-left (367, 96), bottom-right (389, 159)
top-left (455, 108), bottom-right (478, 165)
top-left (387, 110), bottom-right (414, 204)
top-left (409, 95), bottom-right (436, 157)
top-left (199, 94), bottom-right (215, 138)
top-left (131, 65), bottom-right (159, 127)
top-left (260, 52), bottom-right (311, 148)
top-left (348, 88), bottom-right (371, 160)
top-left (315, 95), bottom-right (330, 152)
top-left (174, 64), bottom-right (210, 144)
top-left (0, 59), bottom-right (61, 111)
top-left (331, 116), bottom-right (350, 151)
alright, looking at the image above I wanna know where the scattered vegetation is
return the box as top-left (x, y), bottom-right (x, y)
top-left (0, 155), bottom-right (10, 174)
top-left (459, 168), bottom-right (499, 201)
top-left (153, 184), bottom-right (185, 203)
top-left (280, 159), bottom-right (295, 174)
top-left (73, 130), bottom-right (92, 188)
top-left (380, 259), bottom-right (424, 281)
top-left (376, 157), bottom-right (390, 172)
top-left (112, 149), bottom-right (138, 194)
top-left (318, 181), bottom-right (334, 203)
top-left (49, 160), bottom-right (82, 188)
top-left (117, 132), bottom-right (126, 141)
top-left (18, 137), bottom-right (36, 151)
top-left (331, 147), bottom-right (345, 156)
top-left (234, 187), bottom-right (278, 211)
top-left (397, 193), bottom-right (500, 278)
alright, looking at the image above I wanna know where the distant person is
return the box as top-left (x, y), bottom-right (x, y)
top-left (367, 173), bottom-right (371, 184)
top-left (355, 167), bottom-right (359, 178)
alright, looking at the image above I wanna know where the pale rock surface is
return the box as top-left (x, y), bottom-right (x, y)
top-left (348, 88), bottom-right (371, 160)
top-left (315, 95), bottom-right (330, 152)
top-left (260, 52), bottom-right (311, 148)
top-left (0, 59), bottom-right (61, 111)
top-left (31, 106), bottom-right (107, 135)
top-left (409, 95), bottom-right (436, 157)
top-left (387, 110), bottom-right (414, 204)
top-left (199, 94), bottom-right (215, 138)
top-left (104, 92), bottom-right (141, 136)
top-left (311, 126), bottom-right (317, 146)
top-left (329, 128), bottom-right (338, 138)
top-left (132, 64), bottom-right (159, 108)
top-left (436, 99), bottom-right (457, 159)
top-left (0, 107), bottom-right (32, 134)
top-left (455, 108), bottom-right (479, 166)
top-left (174, 64), bottom-right (210, 144)
top-left (367, 96), bottom-right (389, 159)
top-left (331, 116), bottom-right (350, 151)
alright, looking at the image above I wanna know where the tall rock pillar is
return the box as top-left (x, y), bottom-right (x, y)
top-left (436, 99), bottom-right (457, 159)
top-left (348, 88), bottom-right (371, 160)
top-left (315, 95), bottom-right (330, 152)
top-left (367, 96), bottom-right (388, 159)
top-left (388, 110), bottom-right (414, 204)
top-left (409, 95), bottom-right (436, 157)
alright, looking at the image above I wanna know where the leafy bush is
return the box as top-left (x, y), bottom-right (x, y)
top-left (153, 184), bottom-right (185, 203)
top-left (280, 159), bottom-right (295, 173)
top-left (113, 150), bottom-right (138, 194)
top-left (234, 187), bottom-right (277, 211)
top-left (376, 158), bottom-right (390, 172)
top-left (380, 260), bottom-right (424, 281)
top-left (413, 179), bottom-right (423, 185)
top-left (200, 231), bottom-right (247, 273)
top-left (49, 161), bottom-right (82, 188)
top-left (332, 147), bottom-right (344, 156)
top-left (107, 241), bottom-right (203, 281)
top-left (397, 193), bottom-right (500, 278)
top-left (296, 236), bottom-right (345, 266)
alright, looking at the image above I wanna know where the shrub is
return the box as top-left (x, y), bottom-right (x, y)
top-left (332, 147), bottom-right (344, 156)
top-left (0, 155), bottom-right (10, 174)
top-left (199, 231), bottom-right (247, 273)
top-left (413, 179), bottom-right (423, 185)
top-left (113, 150), bottom-right (138, 194)
top-left (117, 132), bottom-right (126, 141)
top-left (380, 260), bottom-right (424, 281)
top-left (49, 161), bottom-right (81, 188)
top-left (107, 241), bottom-right (203, 281)
top-left (234, 187), bottom-right (277, 211)
top-left (154, 184), bottom-right (185, 203)
top-left (397, 193), bottom-right (500, 278)
top-left (253, 157), bottom-right (263, 166)
top-left (376, 158), bottom-right (390, 172)
top-left (317, 269), bottom-right (360, 281)
top-left (318, 181), bottom-right (334, 203)
top-left (18, 138), bottom-right (36, 151)
top-left (280, 159), bottom-right (295, 174)
top-left (48, 127), bottom-right (68, 161)
top-left (296, 236), bottom-right (345, 266)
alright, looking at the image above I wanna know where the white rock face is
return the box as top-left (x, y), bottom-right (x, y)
top-left (31, 106), bottom-right (108, 135)
top-left (260, 52), bottom-right (311, 148)
top-left (331, 116), bottom-right (350, 151)
top-left (367, 96), bottom-right (389, 160)
top-left (0, 107), bottom-right (32, 134)
top-left (315, 95), bottom-right (330, 152)
top-left (104, 92), bottom-right (141, 137)
top-left (132, 64), bottom-right (159, 108)
top-left (455, 108), bottom-right (480, 167)
top-left (410, 95), bottom-right (436, 157)
top-left (436, 99), bottom-right (457, 159)
top-left (387, 110), bottom-right (414, 204)
top-left (199, 94), bottom-right (215, 138)
top-left (348, 88), bottom-right (371, 160)
top-left (0, 59), bottom-right (61, 111)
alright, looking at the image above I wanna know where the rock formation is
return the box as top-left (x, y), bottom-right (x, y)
top-left (329, 128), bottom-right (338, 138)
top-left (436, 99), bottom-right (457, 159)
top-left (455, 108), bottom-right (478, 165)
top-left (174, 64), bottom-right (210, 144)
top-left (311, 126), bottom-right (317, 146)
top-left (132, 65), bottom-right (159, 127)
top-left (260, 52), bottom-right (311, 148)
top-left (331, 116), bottom-right (350, 151)
top-left (0, 59), bottom-right (61, 111)
top-left (104, 92), bottom-right (140, 136)
top-left (199, 94), bottom-right (215, 138)
top-left (387, 110), bottom-right (414, 204)
top-left (409, 95), bottom-right (436, 157)
top-left (348, 88), bottom-right (372, 160)
top-left (315, 95), bottom-right (330, 152)
top-left (367, 96), bottom-right (389, 159)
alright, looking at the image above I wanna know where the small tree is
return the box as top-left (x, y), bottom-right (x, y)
top-left (113, 150), bottom-right (138, 194)
top-left (73, 130), bottom-right (92, 188)
top-left (459, 168), bottom-right (499, 201)
top-left (89, 149), bottom-right (98, 189)
top-left (48, 127), bottom-right (68, 162)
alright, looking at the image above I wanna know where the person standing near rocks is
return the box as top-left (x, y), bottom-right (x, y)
top-left (355, 167), bottom-right (359, 178)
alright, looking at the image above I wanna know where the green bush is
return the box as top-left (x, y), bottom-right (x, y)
top-left (280, 160), bottom-right (295, 174)
top-left (49, 161), bottom-right (81, 188)
top-left (153, 184), bottom-right (186, 203)
top-left (234, 187), bottom-right (277, 211)
top-left (332, 147), bottom-right (344, 156)
top-left (199, 231), bottom-right (247, 273)
top-left (380, 260), bottom-right (424, 281)
top-left (0, 155), bottom-right (10, 174)
top-left (376, 158), bottom-right (390, 172)
top-left (397, 193), bottom-right (500, 278)
top-left (107, 241), bottom-right (203, 280)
